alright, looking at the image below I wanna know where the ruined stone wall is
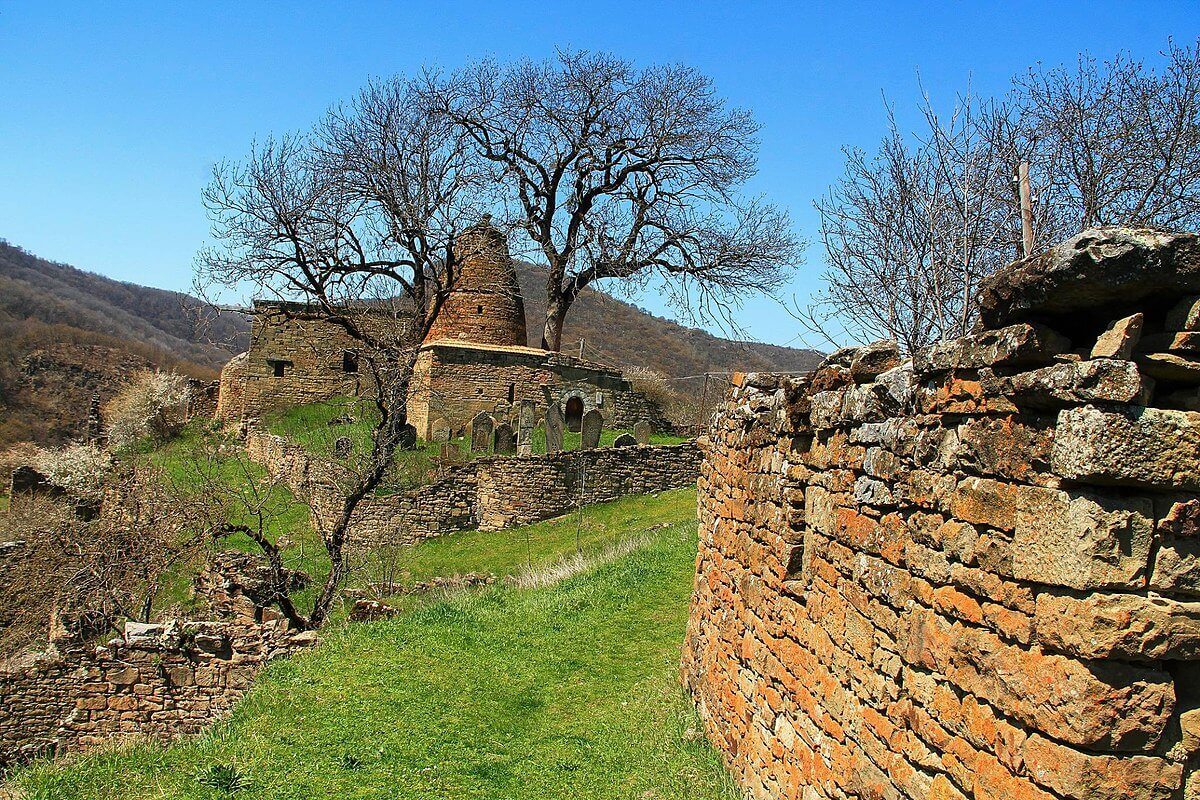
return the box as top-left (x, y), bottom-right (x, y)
top-left (236, 302), bottom-right (383, 422)
top-left (474, 443), bottom-right (702, 530)
top-left (0, 558), bottom-right (315, 770)
top-left (244, 430), bottom-right (700, 547)
top-left (409, 341), bottom-right (668, 439)
top-left (215, 351), bottom-right (247, 422)
top-left (682, 229), bottom-right (1200, 800)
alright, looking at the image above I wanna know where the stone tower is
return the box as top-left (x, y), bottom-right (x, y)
top-left (424, 219), bottom-right (528, 347)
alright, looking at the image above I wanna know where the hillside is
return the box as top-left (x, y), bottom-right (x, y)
top-left (10, 491), bottom-right (738, 799)
top-left (0, 239), bottom-right (820, 449)
top-left (515, 262), bottom-right (823, 377)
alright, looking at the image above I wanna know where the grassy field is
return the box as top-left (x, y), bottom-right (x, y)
top-left (9, 489), bottom-right (736, 800)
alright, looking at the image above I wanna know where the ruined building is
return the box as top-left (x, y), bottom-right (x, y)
top-left (683, 228), bottom-right (1200, 800)
top-left (215, 220), bottom-right (665, 437)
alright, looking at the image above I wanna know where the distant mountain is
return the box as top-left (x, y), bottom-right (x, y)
top-left (0, 239), bottom-right (820, 449)
top-left (0, 240), bottom-right (249, 449)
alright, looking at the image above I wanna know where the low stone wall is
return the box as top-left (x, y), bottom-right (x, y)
top-left (245, 430), bottom-right (701, 547)
top-left (0, 554), bottom-right (316, 770)
top-left (682, 228), bottom-right (1200, 799)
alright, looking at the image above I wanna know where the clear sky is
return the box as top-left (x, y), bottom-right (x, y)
top-left (2, 1), bottom-right (1198, 349)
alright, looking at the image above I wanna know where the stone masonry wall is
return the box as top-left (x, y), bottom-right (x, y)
top-left (682, 228), bottom-right (1200, 800)
top-left (245, 430), bottom-right (700, 547)
top-left (0, 559), bottom-right (315, 770)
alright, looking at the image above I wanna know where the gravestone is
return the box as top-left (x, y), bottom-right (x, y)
top-left (397, 423), bottom-right (418, 451)
top-left (333, 436), bottom-right (352, 459)
top-left (517, 400), bottom-right (536, 456)
top-left (545, 403), bottom-right (564, 453)
top-left (632, 420), bottom-right (652, 445)
top-left (493, 422), bottom-right (517, 455)
top-left (581, 409), bottom-right (604, 449)
top-left (471, 412), bottom-right (495, 453)
top-left (431, 418), bottom-right (452, 443)
top-left (613, 433), bottom-right (637, 448)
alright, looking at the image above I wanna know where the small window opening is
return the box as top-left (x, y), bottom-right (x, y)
top-left (342, 350), bottom-right (359, 373)
top-left (268, 359), bottom-right (292, 378)
top-left (476, 304), bottom-right (484, 314)
top-left (507, 383), bottom-right (516, 403)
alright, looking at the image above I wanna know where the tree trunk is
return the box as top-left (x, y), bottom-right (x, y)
top-left (541, 304), bottom-right (565, 352)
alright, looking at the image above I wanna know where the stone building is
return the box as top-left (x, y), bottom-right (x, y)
top-left (214, 220), bottom-right (666, 435)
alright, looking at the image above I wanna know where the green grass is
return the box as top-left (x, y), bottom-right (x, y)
top-left (140, 424), bottom-right (326, 617)
top-left (11, 489), bottom-right (735, 800)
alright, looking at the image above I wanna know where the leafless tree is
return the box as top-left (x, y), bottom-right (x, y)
top-left (421, 49), bottom-right (800, 351)
top-left (195, 76), bottom-right (490, 629)
top-left (811, 40), bottom-right (1200, 351)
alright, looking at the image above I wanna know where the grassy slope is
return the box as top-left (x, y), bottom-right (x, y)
top-left (12, 489), bottom-right (735, 800)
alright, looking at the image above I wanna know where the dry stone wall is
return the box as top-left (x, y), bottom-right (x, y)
top-left (682, 228), bottom-right (1200, 800)
top-left (0, 560), bottom-right (315, 770)
top-left (245, 430), bottom-right (700, 548)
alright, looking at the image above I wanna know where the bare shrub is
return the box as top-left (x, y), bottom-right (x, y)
top-left (32, 442), bottom-right (110, 504)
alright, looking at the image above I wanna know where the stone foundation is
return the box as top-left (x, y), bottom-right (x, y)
top-left (682, 228), bottom-right (1200, 800)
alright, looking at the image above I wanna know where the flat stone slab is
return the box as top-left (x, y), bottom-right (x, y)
top-left (978, 227), bottom-right (1200, 328)
top-left (1052, 405), bottom-right (1200, 490)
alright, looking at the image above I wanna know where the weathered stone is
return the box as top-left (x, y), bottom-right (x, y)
top-left (332, 436), bottom-right (352, 459)
top-left (430, 417), bottom-right (451, 443)
top-left (913, 323), bottom-right (1071, 374)
top-left (1035, 592), bottom-right (1200, 660)
top-left (1052, 405), bottom-right (1200, 490)
top-left (1166, 295), bottom-right (1200, 332)
top-left (544, 404), bottom-right (564, 453)
top-left (1023, 733), bottom-right (1183, 800)
top-left (632, 420), bottom-right (652, 445)
top-left (1005, 359), bottom-right (1151, 408)
top-left (122, 622), bottom-right (166, 648)
top-left (1091, 312), bottom-right (1144, 359)
top-left (978, 227), bottom-right (1200, 327)
top-left (492, 422), bottom-right (516, 455)
top-left (849, 340), bottom-right (901, 382)
top-left (1138, 351), bottom-right (1200, 383)
top-left (956, 415), bottom-right (1055, 485)
top-left (516, 400), bottom-right (536, 456)
top-left (612, 433), bottom-right (637, 448)
top-left (580, 409), bottom-right (603, 449)
top-left (470, 412), bottom-right (494, 453)
top-left (948, 477), bottom-right (1153, 589)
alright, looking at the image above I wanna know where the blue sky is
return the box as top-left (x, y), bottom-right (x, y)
top-left (1, 1), bottom-right (1197, 349)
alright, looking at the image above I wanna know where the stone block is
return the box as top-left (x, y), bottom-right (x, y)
top-left (977, 228), bottom-right (1200, 328)
top-left (1035, 592), bottom-right (1200, 660)
top-left (948, 477), bottom-right (1153, 590)
top-left (1091, 312), bottom-right (1144, 359)
top-left (849, 340), bottom-right (900, 382)
top-left (913, 323), bottom-right (1070, 374)
top-left (1166, 295), bottom-right (1200, 331)
top-left (1004, 359), bottom-right (1151, 408)
top-left (1138, 351), bottom-right (1200, 383)
top-left (1052, 405), bottom-right (1200, 490)
top-left (1140, 331), bottom-right (1200, 353)
top-left (1022, 733), bottom-right (1182, 800)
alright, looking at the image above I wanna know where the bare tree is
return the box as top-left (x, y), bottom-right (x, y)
top-left (422, 49), bottom-right (800, 351)
top-left (812, 40), bottom-right (1200, 351)
top-left (196, 76), bottom-right (489, 629)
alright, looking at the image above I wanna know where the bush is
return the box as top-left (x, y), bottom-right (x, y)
top-left (104, 370), bottom-right (190, 450)
top-left (33, 442), bottom-right (110, 503)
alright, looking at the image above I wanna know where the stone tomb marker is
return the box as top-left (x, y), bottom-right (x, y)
top-left (333, 436), bottom-right (352, 459)
top-left (517, 400), bottom-right (536, 456)
top-left (632, 420), bottom-right (652, 445)
top-left (493, 422), bottom-right (517, 455)
top-left (471, 412), bottom-right (495, 453)
top-left (581, 409), bottom-right (603, 449)
top-left (545, 403), bottom-right (564, 453)
top-left (613, 432), bottom-right (637, 447)
top-left (431, 418), bottom-right (452, 443)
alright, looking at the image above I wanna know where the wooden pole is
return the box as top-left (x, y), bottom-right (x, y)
top-left (697, 373), bottom-right (710, 432)
top-left (1018, 161), bottom-right (1034, 258)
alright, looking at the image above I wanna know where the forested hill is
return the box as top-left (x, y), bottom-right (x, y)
top-left (0, 239), bottom-right (820, 449)
top-left (515, 262), bottom-right (823, 378)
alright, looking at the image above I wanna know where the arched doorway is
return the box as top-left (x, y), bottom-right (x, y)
top-left (565, 396), bottom-right (584, 432)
